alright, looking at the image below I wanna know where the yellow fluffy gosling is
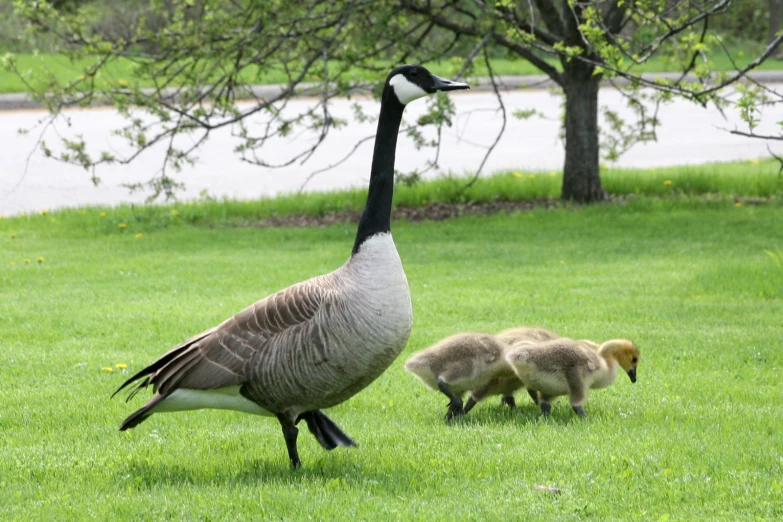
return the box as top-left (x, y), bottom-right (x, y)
top-left (404, 332), bottom-right (517, 420)
top-left (505, 338), bottom-right (640, 418)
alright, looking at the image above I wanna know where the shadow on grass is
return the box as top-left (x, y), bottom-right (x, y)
top-left (121, 451), bottom-right (392, 488)
top-left (436, 400), bottom-right (587, 427)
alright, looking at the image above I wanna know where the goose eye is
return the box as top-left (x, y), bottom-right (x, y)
top-left (410, 69), bottom-right (419, 77)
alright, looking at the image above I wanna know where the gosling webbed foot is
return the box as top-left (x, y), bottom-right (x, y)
top-left (572, 405), bottom-right (588, 419)
top-left (540, 401), bottom-right (552, 417)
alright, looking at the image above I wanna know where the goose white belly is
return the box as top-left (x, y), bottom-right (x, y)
top-left (153, 387), bottom-right (274, 417)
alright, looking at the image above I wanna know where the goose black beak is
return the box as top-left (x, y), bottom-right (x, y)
top-left (429, 74), bottom-right (470, 93)
top-left (627, 368), bottom-right (637, 383)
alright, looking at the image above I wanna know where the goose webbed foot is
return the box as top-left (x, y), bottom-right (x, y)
top-left (540, 401), bottom-right (552, 417)
top-left (297, 410), bottom-right (356, 450)
top-left (277, 414), bottom-right (301, 469)
top-left (500, 395), bottom-right (517, 409)
top-left (572, 405), bottom-right (588, 419)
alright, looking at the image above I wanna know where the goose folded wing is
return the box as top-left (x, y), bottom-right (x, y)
top-left (117, 280), bottom-right (330, 397)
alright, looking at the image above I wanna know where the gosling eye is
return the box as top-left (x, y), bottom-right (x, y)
top-left (631, 356), bottom-right (638, 364)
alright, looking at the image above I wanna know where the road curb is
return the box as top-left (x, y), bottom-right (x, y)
top-left (2, 70), bottom-right (783, 111)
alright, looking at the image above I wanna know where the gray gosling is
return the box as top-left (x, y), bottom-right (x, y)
top-left (490, 326), bottom-right (564, 408)
top-left (505, 338), bottom-right (640, 418)
top-left (404, 332), bottom-right (519, 420)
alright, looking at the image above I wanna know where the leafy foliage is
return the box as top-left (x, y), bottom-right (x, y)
top-left (5, 0), bottom-right (782, 202)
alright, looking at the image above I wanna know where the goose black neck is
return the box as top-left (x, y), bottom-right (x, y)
top-left (352, 92), bottom-right (405, 255)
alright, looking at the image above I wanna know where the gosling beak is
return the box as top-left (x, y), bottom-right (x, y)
top-left (627, 368), bottom-right (637, 383)
top-left (429, 74), bottom-right (470, 93)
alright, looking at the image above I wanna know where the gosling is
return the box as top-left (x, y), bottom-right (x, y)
top-left (490, 326), bottom-right (564, 408)
top-left (505, 338), bottom-right (640, 418)
top-left (404, 332), bottom-right (519, 420)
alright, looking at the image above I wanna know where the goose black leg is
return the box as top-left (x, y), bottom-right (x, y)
top-left (540, 401), bottom-right (552, 417)
top-left (277, 414), bottom-right (301, 469)
top-left (437, 377), bottom-right (463, 421)
top-left (526, 388), bottom-right (540, 405)
top-left (500, 395), bottom-right (517, 409)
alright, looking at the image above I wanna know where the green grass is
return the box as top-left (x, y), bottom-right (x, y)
top-left (3, 44), bottom-right (782, 94)
top-left (8, 159), bottom-right (775, 229)
top-left (2, 175), bottom-right (783, 519)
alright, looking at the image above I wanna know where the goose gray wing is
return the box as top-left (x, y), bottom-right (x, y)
top-left (114, 278), bottom-right (331, 399)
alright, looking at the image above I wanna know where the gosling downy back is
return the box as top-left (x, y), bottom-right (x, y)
top-left (496, 326), bottom-right (562, 347)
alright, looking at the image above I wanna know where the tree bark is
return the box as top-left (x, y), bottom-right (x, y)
top-left (561, 66), bottom-right (607, 202)
top-left (769, 0), bottom-right (783, 57)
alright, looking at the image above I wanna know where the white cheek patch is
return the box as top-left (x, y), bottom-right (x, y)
top-left (389, 74), bottom-right (428, 105)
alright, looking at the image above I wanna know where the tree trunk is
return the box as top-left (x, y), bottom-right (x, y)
top-left (769, 0), bottom-right (783, 57)
top-left (561, 70), bottom-right (607, 202)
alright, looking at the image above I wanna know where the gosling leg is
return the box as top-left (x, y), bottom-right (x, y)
top-left (540, 400), bottom-right (552, 417)
top-left (500, 395), bottom-right (517, 409)
top-left (276, 413), bottom-right (301, 469)
top-left (463, 395), bottom-right (478, 415)
top-left (437, 377), bottom-right (463, 421)
top-left (572, 405), bottom-right (588, 419)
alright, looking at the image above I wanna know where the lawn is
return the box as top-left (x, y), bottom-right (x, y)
top-left (2, 43), bottom-right (782, 94)
top-left (1, 188), bottom-right (782, 519)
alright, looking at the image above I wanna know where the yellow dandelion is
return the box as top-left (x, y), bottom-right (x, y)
top-left (135, 233), bottom-right (143, 239)
top-left (752, 159), bottom-right (760, 165)
top-left (664, 180), bottom-right (672, 186)
top-left (9, 261), bottom-right (16, 266)
top-left (79, 210), bottom-right (86, 215)
top-left (528, 174), bottom-right (536, 179)
top-left (99, 211), bottom-right (107, 217)
top-left (115, 363), bottom-right (128, 369)
top-left (24, 258), bottom-right (30, 264)
top-left (170, 209), bottom-right (180, 217)
top-left (649, 168), bottom-right (656, 172)
top-left (737, 50), bottom-right (745, 58)
top-left (548, 172), bottom-right (556, 177)
top-left (9, 233), bottom-right (15, 239)
top-left (243, 200), bottom-right (250, 205)
top-left (735, 202), bottom-right (742, 208)
top-left (118, 223), bottom-right (127, 229)
top-left (118, 79), bottom-right (129, 87)
top-left (512, 172), bottom-right (523, 178)
top-left (40, 209), bottom-right (48, 215)
top-left (0, 215), bottom-right (5, 219)
top-left (36, 257), bottom-right (44, 263)
top-left (101, 366), bottom-right (114, 373)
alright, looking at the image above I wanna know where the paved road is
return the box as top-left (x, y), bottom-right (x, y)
top-left (2, 85), bottom-right (782, 216)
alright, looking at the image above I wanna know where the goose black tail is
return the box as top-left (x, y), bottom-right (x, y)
top-left (118, 394), bottom-right (167, 431)
top-left (297, 410), bottom-right (356, 450)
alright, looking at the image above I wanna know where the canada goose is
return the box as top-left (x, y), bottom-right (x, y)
top-left (404, 332), bottom-right (521, 420)
top-left (112, 65), bottom-right (469, 468)
top-left (505, 339), bottom-right (640, 418)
